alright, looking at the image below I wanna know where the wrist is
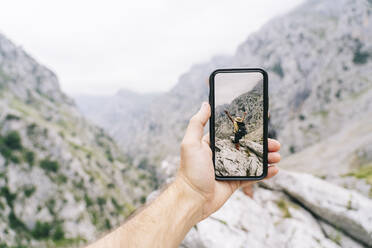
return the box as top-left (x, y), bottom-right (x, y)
top-left (171, 175), bottom-right (206, 223)
top-left (118, 176), bottom-right (206, 247)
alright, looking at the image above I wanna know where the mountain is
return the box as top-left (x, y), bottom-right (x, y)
top-left (74, 90), bottom-right (160, 153)
top-left (76, 0), bottom-right (372, 165)
top-left (74, 0), bottom-right (372, 247)
top-left (0, 33), bottom-right (156, 247)
top-left (74, 58), bottom-right (226, 164)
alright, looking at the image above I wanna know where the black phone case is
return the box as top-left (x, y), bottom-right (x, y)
top-left (209, 68), bottom-right (269, 181)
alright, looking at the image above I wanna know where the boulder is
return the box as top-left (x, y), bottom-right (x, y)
top-left (183, 188), bottom-right (342, 248)
top-left (263, 170), bottom-right (372, 246)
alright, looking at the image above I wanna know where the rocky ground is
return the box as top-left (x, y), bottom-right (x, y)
top-left (215, 138), bottom-right (263, 177)
top-left (154, 156), bottom-right (372, 248)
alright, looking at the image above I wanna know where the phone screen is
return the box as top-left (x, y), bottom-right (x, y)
top-left (209, 69), bottom-right (268, 180)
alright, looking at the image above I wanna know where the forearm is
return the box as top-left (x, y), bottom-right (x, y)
top-left (87, 178), bottom-right (204, 248)
top-left (225, 112), bottom-right (233, 122)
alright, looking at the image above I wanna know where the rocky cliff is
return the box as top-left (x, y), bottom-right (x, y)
top-left (0, 33), bottom-right (155, 247)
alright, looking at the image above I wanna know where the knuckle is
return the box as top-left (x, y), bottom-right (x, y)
top-left (277, 153), bottom-right (281, 161)
top-left (276, 142), bottom-right (281, 150)
top-left (181, 140), bottom-right (193, 150)
top-left (189, 115), bottom-right (200, 125)
top-left (181, 139), bottom-right (199, 151)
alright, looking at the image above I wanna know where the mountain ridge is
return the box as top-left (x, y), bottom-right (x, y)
top-left (0, 33), bottom-right (155, 247)
top-left (75, 0), bottom-right (372, 164)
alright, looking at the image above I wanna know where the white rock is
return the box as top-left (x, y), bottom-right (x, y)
top-left (263, 170), bottom-right (372, 246)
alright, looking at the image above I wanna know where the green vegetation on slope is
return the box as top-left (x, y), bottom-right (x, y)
top-left (345, 163), bottom-right (372, 197)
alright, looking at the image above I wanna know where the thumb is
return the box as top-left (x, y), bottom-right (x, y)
top-left (183, 102), bottom-right (210, 145)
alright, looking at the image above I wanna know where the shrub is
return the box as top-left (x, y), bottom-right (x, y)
top-left (26, 123), bottom-right (37, 136)
top-left (335, 89), bottom-right (342, 99)
top-left (111, 198), bottom-right (123, 212)
top-left (105, 149), bottom-right (114, 162)
top-left (0, 140), bottom-right (12, 160)
top-left (97, 197), bottom-right (106, 206)
top-left (4, 131), bottom-right (22, 150)
top-left (73, 180), bottom-right (84, 190)
top-left (5, 114), bottom-right (20, 121)
top-left (46, 199), bottom-right (56, 215)
top-left (9, 155), bottom-right (20, 164)
top-left (0, 186), bottom-right (17, 208)
top-left (104, 218), bottom-right (111, 229)
top-left (40, 159), bottom-right (59, 173)
top-left (276, 199), bottom-right (292, 218)
top-left (345, 164), bottom-right (372, 185)
top-left (271, 62), bottom-right (284, 78)
top-left (138, 158), bottom-right (149, 170)
top-left (52, 224), bottom-right (65, 241)
top-left (24, 185), bottom-right (36, 198)
top-left (0, 132), bottom-right (23, 163)
top-left (31, 221), bottom-right (51, 239)
top-left (353, 48), bottom-right (369, 64)
top-left (8, 211), bottom-right (26, 231)
top-left (23, 150), bottom-right (35, 166)
top-left (107, 183), bottom-right (115, 188)
top-left (84, 194), bottom-right (93, 207)
top-left (57, 174), bottom-right (68, 184)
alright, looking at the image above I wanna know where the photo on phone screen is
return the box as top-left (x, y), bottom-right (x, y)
top-left (209, 69), bottom-right (268, 180)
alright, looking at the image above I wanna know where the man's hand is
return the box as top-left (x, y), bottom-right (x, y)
top-left (242, 111), bottom-right (248, 121)
top-left (176, 102), bottom-right (280, 220)
top-left (87, 101), bottom-right (281, 248)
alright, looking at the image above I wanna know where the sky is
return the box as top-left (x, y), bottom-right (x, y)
top-left (215, 72), bottom-right (262, 106)
top-left (0, 0), bottom-right (303, 96)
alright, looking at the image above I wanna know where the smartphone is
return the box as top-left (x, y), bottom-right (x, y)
top-left (209, 68), bottom-right (268, 180)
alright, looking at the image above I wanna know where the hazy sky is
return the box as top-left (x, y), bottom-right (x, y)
top-left (0, 0), bottom-right (303, 95)
top-left (215, 72), bottom-right (262, 106)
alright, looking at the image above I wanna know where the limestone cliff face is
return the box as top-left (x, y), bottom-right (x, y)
top-left (0, 34), bottom-right (155, 247)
